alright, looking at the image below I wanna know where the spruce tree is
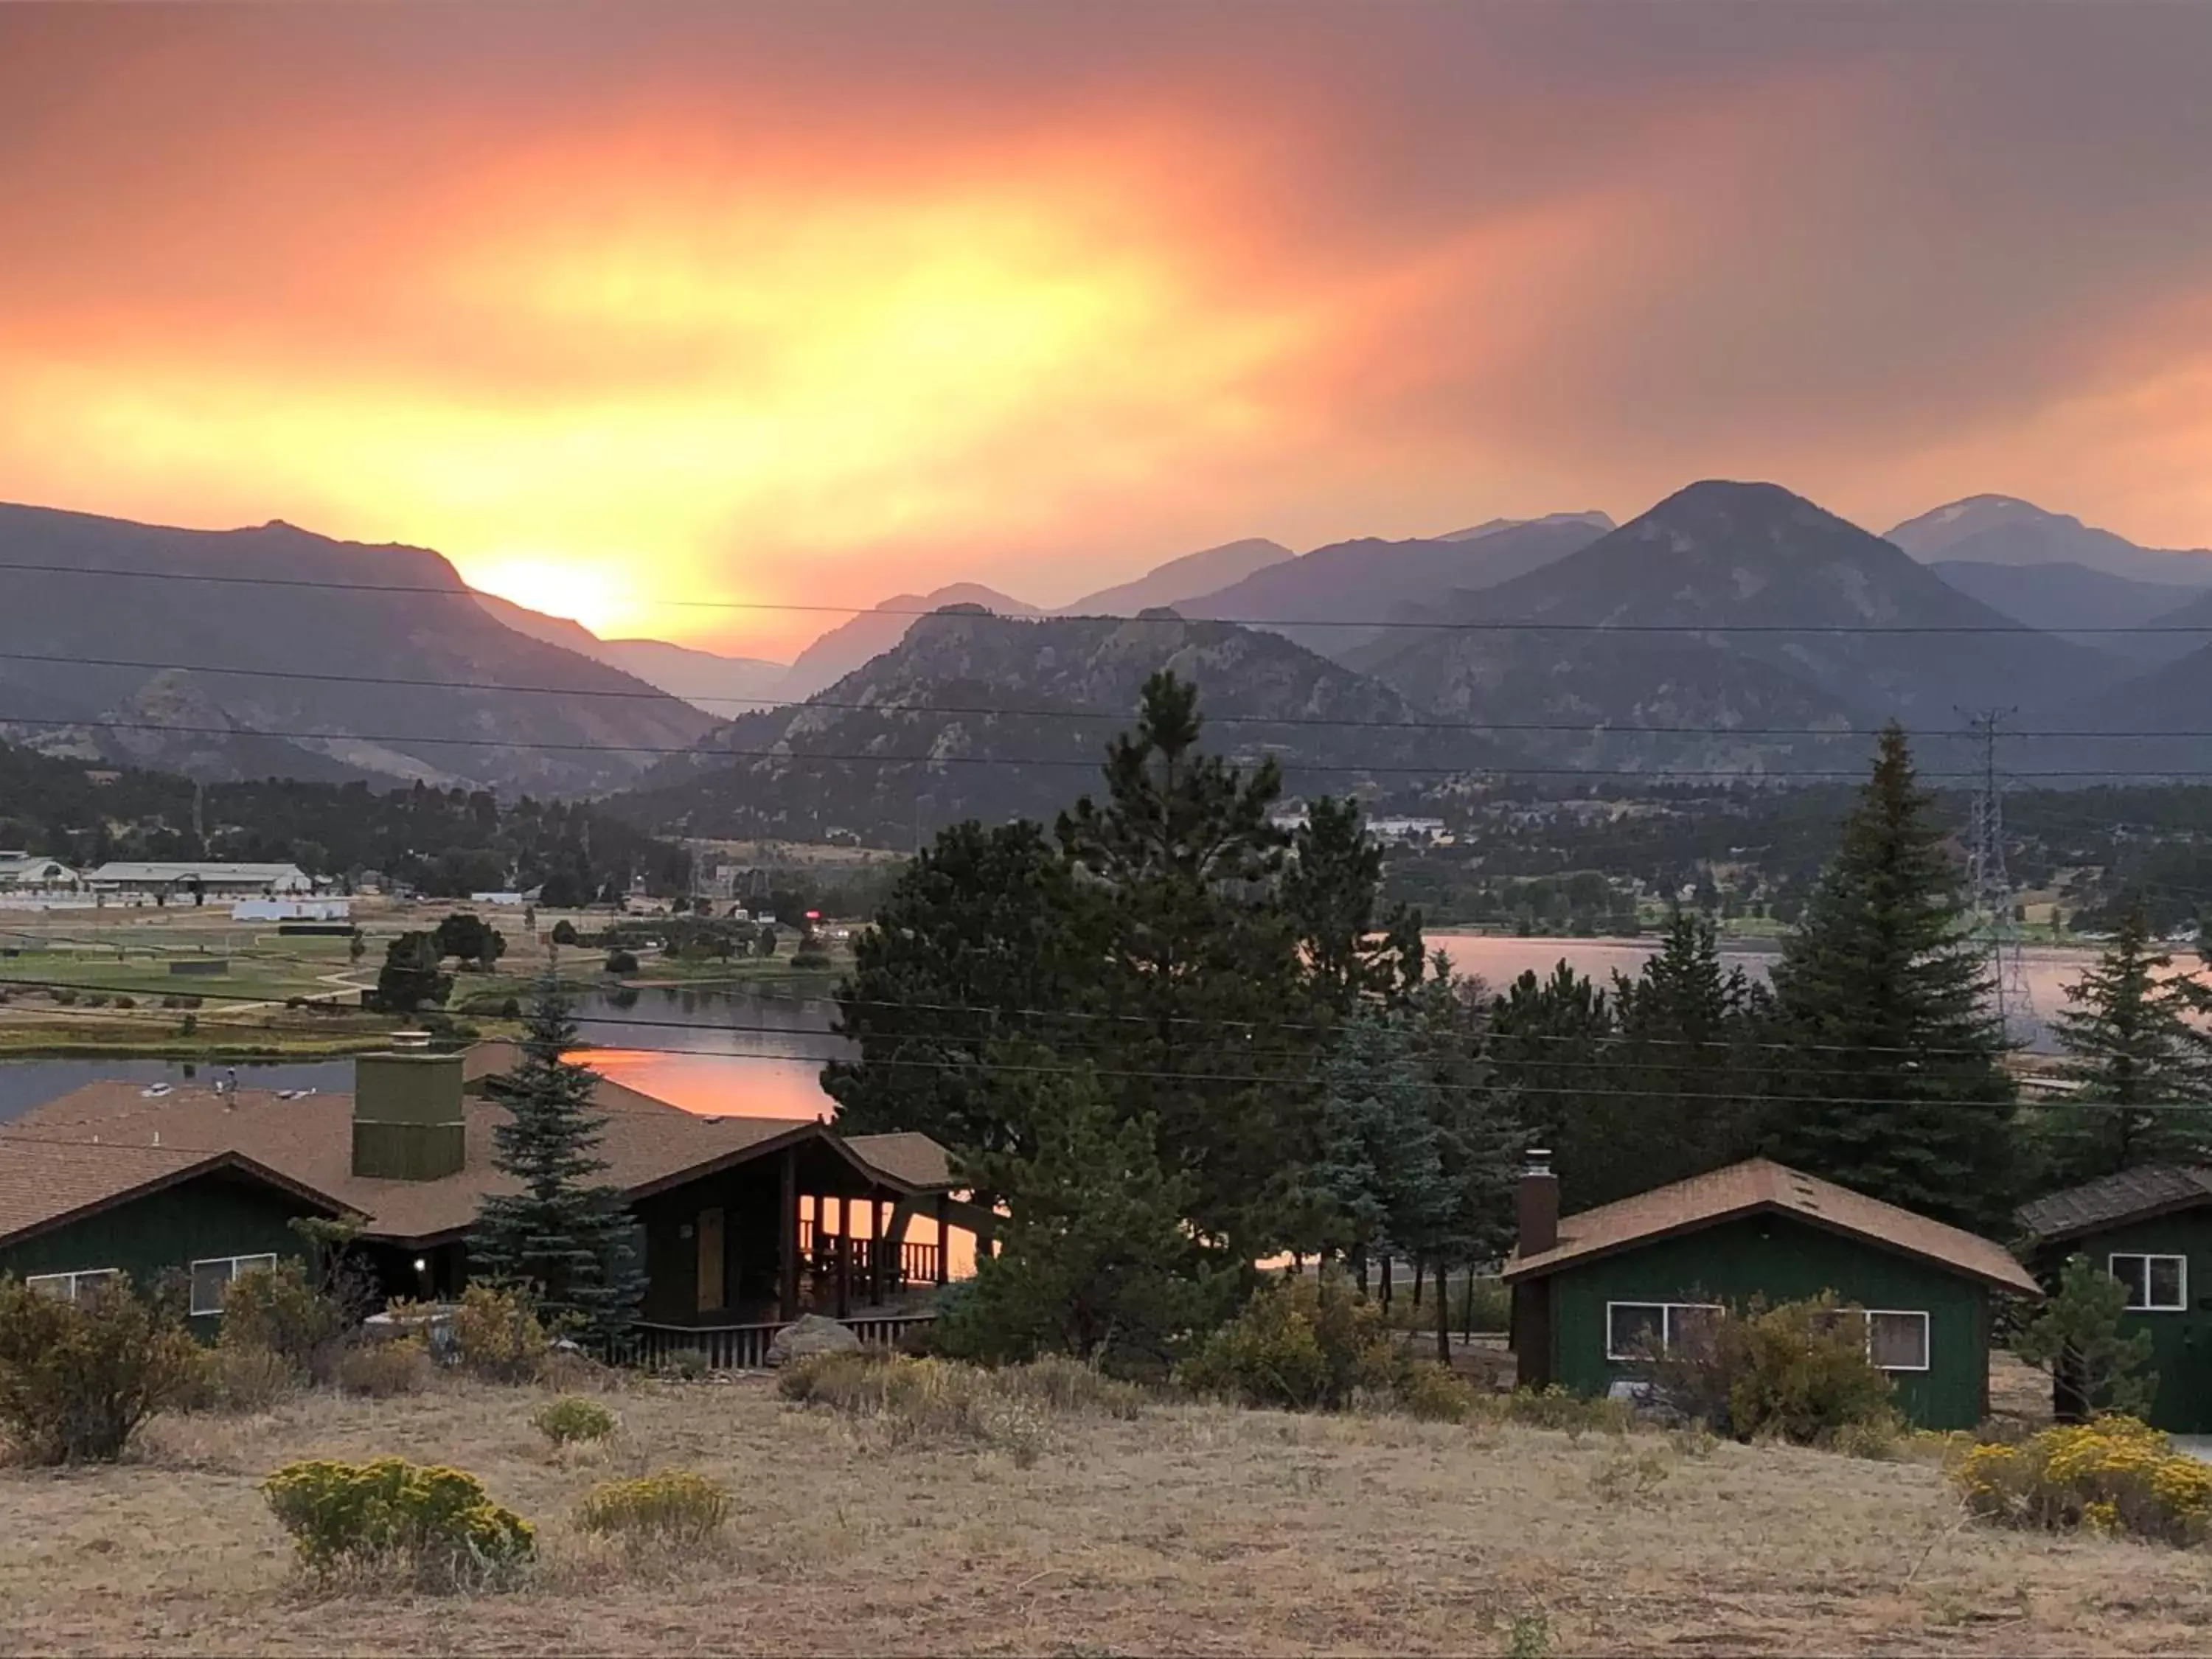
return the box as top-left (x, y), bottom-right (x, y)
top-left (1284, 795), bottom-right (1425, 1016)
top-left (1487, 961), bottom-right (1624, 1208)
top-left (2043, 901), bottom-right (2212, 1185)
top-left (470, 976), bottom-right (643, 1350)
top-left (1766, 725), bottom-right (2017, 1230)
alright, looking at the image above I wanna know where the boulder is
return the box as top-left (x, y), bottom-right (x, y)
top-left (767, 1312), bottom-right (860, 1367)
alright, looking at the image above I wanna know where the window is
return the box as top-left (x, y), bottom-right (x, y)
top-left (1604, 1301), bottom-right (1724, 1360)
top-left (188, 1253), bottom-right (279, 1316)
top-left (2110, 1253), bottom-right (2188, 1312)
top-left (24, 1269), bottom-right (117, 1305)
top-left (1866, 1310), bottom-right (1930, 1372)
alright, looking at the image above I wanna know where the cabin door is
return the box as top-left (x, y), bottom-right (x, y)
top-left (696, 1207), bottom-right (726, 1312)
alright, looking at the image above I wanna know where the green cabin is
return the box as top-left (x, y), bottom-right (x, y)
top-left (2018, 1166), bottom-right (2212, 1433)
top-left (1505, 1156), bottom-right (2042, 1430)
top-left (0, 1138), bottom-right (359, 1326)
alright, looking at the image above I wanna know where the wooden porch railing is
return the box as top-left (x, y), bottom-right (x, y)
top-left (629, 1312), bottom-right (938, 1373)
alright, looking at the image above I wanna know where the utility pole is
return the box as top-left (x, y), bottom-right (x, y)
top-left (1961, 706), bottom-right (2032, 1032)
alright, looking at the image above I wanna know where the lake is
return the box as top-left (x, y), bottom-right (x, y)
top-left (0, 937), bottom-right (2158, 1124)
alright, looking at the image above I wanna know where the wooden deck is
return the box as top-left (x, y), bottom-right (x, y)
top-left (631, 1310), bottom-right (939, 1371)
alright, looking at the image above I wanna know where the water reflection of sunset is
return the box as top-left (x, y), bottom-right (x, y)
top-left (583, 1048), bottom-right (833, 1120)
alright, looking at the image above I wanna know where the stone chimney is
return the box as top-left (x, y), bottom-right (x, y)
top-left (352, 1037), bottom-right (466, 1180)
top-left (1517, 1148), bottom-right (1559, 1257)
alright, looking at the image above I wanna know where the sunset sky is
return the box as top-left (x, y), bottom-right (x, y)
top-left (3, 2), bottom-right (2209, 658)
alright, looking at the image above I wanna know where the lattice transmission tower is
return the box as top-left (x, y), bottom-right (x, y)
top-left (1961, 706), bottom-right (2033, 1032)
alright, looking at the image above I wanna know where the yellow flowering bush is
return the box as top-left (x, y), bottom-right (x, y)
top-left (1952, 1416), bottom-right (2212, 1546)
top-left (262, 1456), bottom-right (535, 1588)
top-left (574, 1469), bottom-right (731, 1546)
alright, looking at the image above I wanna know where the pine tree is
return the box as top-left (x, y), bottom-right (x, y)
top-left (2043, 901), bottom-right (2212, 1185)
top-left (822, 818), bottom-right (1096, 1204)
top-left (1487, 961), bottom-right (1625, 1208)
top-left (1057, 671), bottom-right (1319, 1261)
top-left (936, 1053), bottom-right (1222, 1377)
top-left (1284, 795), bottom-right (1424, 1016)
top-left (470, 976), bottom-right (643, 1350)
top-left (1766, 725), bottom-right (2017, 1230)
top-left (1608, 909), bottom-right (1770, 1188)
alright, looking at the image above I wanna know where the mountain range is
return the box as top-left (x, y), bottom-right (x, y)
top-left (0, 503), bottom-right (712, 793)
top-left (12, 483), bottom-right (2212, 830)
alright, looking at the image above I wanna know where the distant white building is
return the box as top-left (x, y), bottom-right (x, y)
top-left (0, 855), bottom-right (80, 891)
top-left (232, 897), bottom-right (353, 922)
top-left (86, 861), bottom-right (313, 902)
top-left (468, 891), bottom-right (529, 908)
top-left (1367, 817), bottom-right (1447, 846)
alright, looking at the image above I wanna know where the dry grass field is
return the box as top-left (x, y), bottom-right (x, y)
top-left (4, 1374), bottom-right (2211, 1657)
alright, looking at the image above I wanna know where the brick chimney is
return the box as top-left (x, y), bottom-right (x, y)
top-left (1517, 1148), bottom-right (1559, 1257)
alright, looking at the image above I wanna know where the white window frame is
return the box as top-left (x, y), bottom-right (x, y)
top-left (1604, 1300), bottom-right (1725, 1360)
top-left (2110, 1253), bottom-right (2188, 1313)
top-left (24, 1268), bottom-right (119, 1305)
top-left (187, 1252), bottom-right (279, 1316)
top-left (1863, 1309), bottom-right (1931, 1374)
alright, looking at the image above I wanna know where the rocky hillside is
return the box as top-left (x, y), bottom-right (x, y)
top-left (612, 608), bottom-right (1509, 842)
top-left (0, 503), bottom-right (713, 793)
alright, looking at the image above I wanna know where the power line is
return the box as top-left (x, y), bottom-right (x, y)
top-left (8, 713), bottom-right (2212, 781)
top-left (11, 557), bottom-right (2212, 635)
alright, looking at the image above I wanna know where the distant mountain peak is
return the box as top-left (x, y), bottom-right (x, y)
top-left (1888, 494), bottom-right (2211, 583)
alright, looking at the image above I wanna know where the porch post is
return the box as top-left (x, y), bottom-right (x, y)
top-left (779, 1145), bottom-right (799, 1320)
top-left (934, 1192), bottom-right (950, 1285)
top-left (871, 1195), bottom-right (887, 1304)
top-left (835, 1232), bottom-right (852, 1318)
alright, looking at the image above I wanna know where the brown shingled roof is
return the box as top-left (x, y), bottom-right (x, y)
top-left (0, 1135), bottom-right (361, 1248)
top-left (13, 1071), bottom-right (954, 1248)
top-left (2017, 1165), bottom-right (2212, 1243)
top-left (1502, 1158), bottom-right (2041, 1297)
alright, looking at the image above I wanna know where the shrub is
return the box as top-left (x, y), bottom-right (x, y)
top-left (551, 920), bottom-right (580, 945)
top-left (1178, 1271), bottom-right (1402, 1411)
top-left (1639, 1295), bottom-right (1895, 1445)
top-left (779, 1350), bottom-right (1133, 1460)
top-left (1489, 1385), bottom-right (1635, 1442)
top-left (532, 1395), bottom-right (617, 1446)
top-left (0, 1275), bottom-right (203, 1463)
top-left (2016, 1254), bottom-right (2158, 1422)
top-left (1397, 1360), bottom-right (1478, 1423)
top-left (334, 1339), bottom-right (433, 1399)
top-left (790, 948), bottom-right (832, 971)
top-left (218, 1260), bottom-right (344, 1380)
top-left (262, 1457), bottom-right (535, 1590)
top-left (451, 1284), bottom-right (549, 1383)
top-left (112, 995), bottom-right (136, 1010)
top-left (604, 949), bottom-right (639, 975)
top-left (574, 1470), bottom-right (731, 1547)
top-left (1953, 1416), bottom-right (2212, 1545)
top-left (215, 1343), bottom-right (301, 1412)
top-left (1589, 1446), bottom-right (1672, 1505)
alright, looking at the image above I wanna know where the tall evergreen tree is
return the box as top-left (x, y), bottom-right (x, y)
top-left (1284, 795), bottom-right (1424, 1017)
top-left (1766, 725), bottom-right (2017, 1231)
top-left (1057, 671), bottom-right (1319, 1261)
top-left (823, 819), bottom-right (1095, 1204)
top-left (1487, 961), bottom-right (1627, 1209)
top-left (470, 977), bottom-right (643, 1349)
top-left (2042, 900), bottom-right (2212, 1185)
top-left (1608, 909), bottom-right (1770, 1189)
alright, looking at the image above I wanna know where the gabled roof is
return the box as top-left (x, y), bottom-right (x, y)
top-left (2017, 1165), bottom-right (2212, 1244)
top-left (0, 1136), bottom-right (363, 1250)
top-left (1503, 1158), bottom-right (2041, 1297)
top-left (13, 1074), bottom-right (956, 1248)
